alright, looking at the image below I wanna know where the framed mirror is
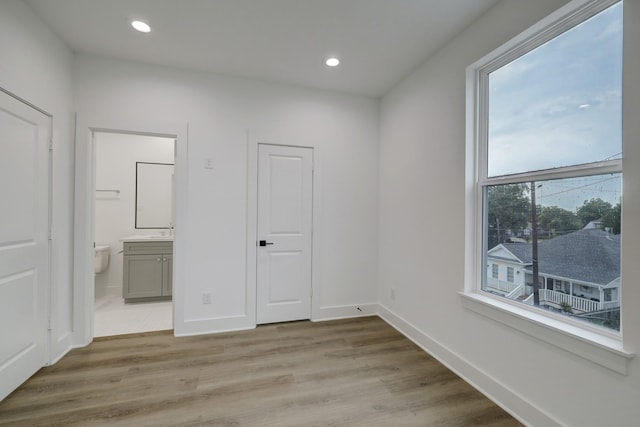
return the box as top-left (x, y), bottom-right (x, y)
top-left (135, 162), bottom-right (174, 229)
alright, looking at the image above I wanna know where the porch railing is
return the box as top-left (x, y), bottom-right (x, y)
top-left (539, 289), bottom-right (603, 313)
top-left (505, 284), bottom-right (524, 300)
top-left (602, 300), bottom-right (621, 310)
top-left (486, 278), bottom-right (520, 294)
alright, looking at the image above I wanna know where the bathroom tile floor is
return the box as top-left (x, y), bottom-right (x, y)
top-left (94, 294), bottom-right (172, 337)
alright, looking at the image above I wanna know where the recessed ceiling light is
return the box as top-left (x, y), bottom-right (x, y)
top-left (131, 20), bottom-right (151, 33)
top-left (326, 57), bottom-right (340, 67)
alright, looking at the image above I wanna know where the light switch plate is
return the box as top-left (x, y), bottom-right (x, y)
top-left (202, 292), bottom-right (212, 304)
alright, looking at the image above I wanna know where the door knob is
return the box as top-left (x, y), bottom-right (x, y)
top-left (259, 240), bottom-right (274, 247)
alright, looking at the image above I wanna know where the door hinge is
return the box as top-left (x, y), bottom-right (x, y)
top-left (48, 317), bottom-right (53, 331)
top-left (310, 287), bottom-right (313, 297)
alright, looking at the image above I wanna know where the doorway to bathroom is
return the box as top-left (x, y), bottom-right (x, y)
top-left (93, 131), bottom-right (175, 337)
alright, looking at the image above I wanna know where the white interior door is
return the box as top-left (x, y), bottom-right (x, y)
top-left (257, 144), bottom-right (313, 324)
top-left (0, 89), bottom-right (50, 400)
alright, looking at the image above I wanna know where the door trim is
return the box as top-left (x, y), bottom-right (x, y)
top-left (73, 115), bottom-right (188, 346)
top-left (246, 132), bottom-right (323, 325)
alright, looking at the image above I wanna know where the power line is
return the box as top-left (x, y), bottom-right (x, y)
top-left (600, 152), bottom-right (623, 161)
top-left (538, 176), bottom-right (620, 200)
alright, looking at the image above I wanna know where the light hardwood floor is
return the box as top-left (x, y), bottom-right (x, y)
top-left (0, 317), bottom-right (522, 426)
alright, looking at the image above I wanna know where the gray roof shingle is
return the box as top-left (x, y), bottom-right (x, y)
top-left (499, 229), bottom-right (620, 286)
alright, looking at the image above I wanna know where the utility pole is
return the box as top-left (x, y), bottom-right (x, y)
top-left (531, 182), bottom-right (540, 306)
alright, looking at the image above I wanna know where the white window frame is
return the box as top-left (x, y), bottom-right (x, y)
top-left (463, 0), bottom-right (634, 374)
top-left (507, 267), bottom-right (514, 283)
top-left (492, 264), bottom-right (499, 279)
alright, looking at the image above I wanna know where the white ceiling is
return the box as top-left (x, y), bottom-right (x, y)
top-left (25, 0), bottom-right (500, 97)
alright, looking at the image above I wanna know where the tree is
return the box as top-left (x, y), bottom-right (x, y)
top-left (576, 198), bottom-right (612, 227)
top-left (601, 202), bottom-right (621, 234)
top-left (538, 206), bottom-right (581, 236)
top-left (487, 184), bottom-right (530, 247)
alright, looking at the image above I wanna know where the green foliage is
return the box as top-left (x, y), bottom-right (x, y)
top-left (487, 184), bottom-right (530, 247)
top-left (559, 301), bottom-right (573, 314)
top-left (601, 202), bottom-right (621, 234)
top-left (575, 198), bottom-right (621, 234)
top-left (538, 206), bottom-right (581, 236)
top-left (576, 198), bottom-right (612, 226)
top-left (486, 187), bottom-right (621, 251)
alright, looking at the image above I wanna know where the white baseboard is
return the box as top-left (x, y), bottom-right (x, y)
top-left (94, 284), bottom-right (121, 299)
top-left (377, 304), bottom-right (561, 427)
top-left (174, 314), bottom-right (256, 337)
top-left (48, 332), bottom-right (73, 366)
top-left (173, 304), bottom-right (379, 336)
top-left (313, 303), bottom-right (378, 322)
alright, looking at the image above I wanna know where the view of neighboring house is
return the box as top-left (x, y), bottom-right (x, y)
top-left (486, 229), bottom-right (620, 326)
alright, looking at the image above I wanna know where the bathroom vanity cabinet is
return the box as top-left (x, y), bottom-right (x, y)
top-left (123, 240), bottom-right (173, 303)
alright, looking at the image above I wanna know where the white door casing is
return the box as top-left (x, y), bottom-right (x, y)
top-left (0, 89), bottom-right (51, 401)
top-left (256, 144), bottom-right (313, 324)
top-left (74, 118), bottom-right (187, 343)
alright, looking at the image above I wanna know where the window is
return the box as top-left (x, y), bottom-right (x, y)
top-left (507, 267), bottom-right (514, 283)
top-left (492, 264), bottom-right (499, 279)
top-left (604, 289), bottom-right (612, 302)
top-left (468, 0), bottom-right (623, 333)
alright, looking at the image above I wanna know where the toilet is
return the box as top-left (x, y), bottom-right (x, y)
top-left (94, 245), bottom-right (110, 274)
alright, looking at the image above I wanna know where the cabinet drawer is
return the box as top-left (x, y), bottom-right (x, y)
top-left (123, 241), bottom-right (173, 255)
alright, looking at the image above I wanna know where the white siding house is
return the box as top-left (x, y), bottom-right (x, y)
top-left (486, 229), bottom-right (621, 325)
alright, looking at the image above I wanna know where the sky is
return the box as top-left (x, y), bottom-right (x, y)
top-left (487, 2), bottom-right (622, 210)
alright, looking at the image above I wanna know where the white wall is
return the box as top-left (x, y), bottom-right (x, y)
top-left (94, 133), bottom-right (175, 295)
top-left (11, 1), bottom-right (638, 423)
top-left (378, 0), bottom-right (640, 426)
top-left (0, 0), bottom-right (75, 363)
top-left (74, 55), bottom-right (380, 336)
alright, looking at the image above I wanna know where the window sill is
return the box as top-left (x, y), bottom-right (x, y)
top-left (459, 292), bottom-right (634, 375)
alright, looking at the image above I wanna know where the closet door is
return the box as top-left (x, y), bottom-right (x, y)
top-left (256, 144), bottom-right (313, 324)
top-left (0, 89), bottom-right (50, 401)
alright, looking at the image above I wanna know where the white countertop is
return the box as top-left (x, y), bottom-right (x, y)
top-left (120, 234), bottom-right (174, 242)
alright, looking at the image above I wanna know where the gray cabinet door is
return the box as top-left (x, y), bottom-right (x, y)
top-left (162, 254), bottom-right (173, 296)
top-left (123, 254), bottom-right (164, 299)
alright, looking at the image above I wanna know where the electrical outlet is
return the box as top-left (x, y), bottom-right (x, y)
top-left (390, 288), bottom-right (396, 301)
top-left (202, 292), bottom-right (212, 304)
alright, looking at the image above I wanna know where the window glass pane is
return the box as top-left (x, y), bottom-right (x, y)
top-left (487, 3), bottom-right (622, 177)
top-left (484, 173), bottom-right (621, 330)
